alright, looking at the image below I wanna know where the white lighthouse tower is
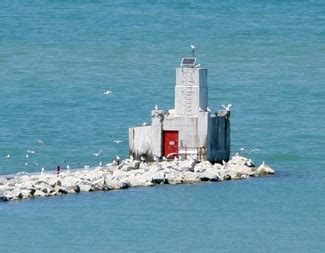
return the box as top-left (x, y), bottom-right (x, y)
top-left (129, 47), bottom-right (230, 163)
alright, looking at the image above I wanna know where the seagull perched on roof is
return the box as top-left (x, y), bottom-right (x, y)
top-left (221, 104), bottom-right (232, 111)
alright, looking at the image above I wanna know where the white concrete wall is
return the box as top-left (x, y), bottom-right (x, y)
top-left (129, 126), bottom-right (152, 159)
top-left (174, 67), bottom-right (208, 115)
top-left (150, 110), bottom-right (165, 158)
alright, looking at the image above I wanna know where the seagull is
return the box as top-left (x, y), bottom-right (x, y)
top-left (98, 161), bottom-right (102, 167)
top-left (155, 105), bottom-right (158, 110)
top-left (207, 107), bottom-right (211, 112)
top-left (195, 64), bottom-right (201, 68)
top-left (191, 45), bottom-right (195, 50)
top-left (36, 139), bottom-right (45, 145)
top-left (142, 122), bottom-right (147, 126)
top-left (24, 162), bottom-right (28, 166)
top-left (240, 147), bottom-right (245, 151)
top-left (92, 149), bottom-right (103, 157)
top-left (25, 154), bottom-right (29, 158)
top-left (221, 104), bottom-right (232, 111)
top-left (104, 90), bottom-right (112, 95)
top-left (222, 160), bottom-right (227, 165)
top-left (27, 150), bottom-right (35, 154)
top-left (84, 165), bottom-right (89, 169)
top-left (66, 165), bottom-right (70, 171)
top-left (113, 140), bottom-right (123, 144)
top-left (116, 155), bottom-right (120, 160)
top-left (41, 167), bottom-right (45, 174)
top-left (5, 154), bottom-right (10, 159)
top-left (140, 155), bottom-right (145, 162)
top-left (251, 148), bottom-right (261, 152)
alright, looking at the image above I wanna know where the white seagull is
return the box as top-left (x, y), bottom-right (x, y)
top-left (104, 90), bottom-right (112, 95)
top-left (92, 149), bottom-right (103, 157)
top-left (36, 139), bottom-right (45, 145)
top-left (191, 45), bottom-right (195, 50)
top-left (221, 104), bottom-right (232, 111)
top-left (5, 154), bottom-right (10, 159)
top-left (155, 105), bottom-right (158, 110)
top-left (113, 140), bottom-right (123, 144)
top-left (207, 107), bottom-right (211, 112)
top-left (27, 150), bottom-right (35, 154)
top-left (142, 122), bottom-right (147, 126)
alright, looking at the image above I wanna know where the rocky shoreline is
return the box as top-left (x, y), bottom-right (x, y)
top-left (0, 154), bottom-right (274, 202)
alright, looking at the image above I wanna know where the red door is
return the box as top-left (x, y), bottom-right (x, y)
top-left (163, 131), bottom-right (179, 159)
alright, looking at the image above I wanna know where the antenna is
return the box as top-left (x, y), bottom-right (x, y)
top-left (191, 45), bottom-right (195, 57)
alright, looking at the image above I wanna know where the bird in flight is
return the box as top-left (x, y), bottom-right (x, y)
top-left (104, 90), bottom-right (112, 95)
top-left (92, 149), bottom-right (103, 157)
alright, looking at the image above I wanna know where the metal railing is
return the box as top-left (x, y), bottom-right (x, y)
top-left (166, 146), bottom-right (206, 161)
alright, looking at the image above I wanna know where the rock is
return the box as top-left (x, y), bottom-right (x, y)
top-left (1, 195), bottom-right (10, 201)
top-left (120, 160), bottom-right (141, 171)
top-left (150, 171), bottom-right (165, 184)
top-left (139, 162), bottom-right (150, 171)
top-left (33, 190), bottom-right (47, 197)
top-left (12, 189), bottom-right (23, 200)
top-left (0, 178), bottom-right (8, 186)
top-left (0, 156), bottom-right (274, 201)
top-left (256, 163), bottom-right (275, 175)
top-left (177, 160), bottom-right (196, 172)
top-left (55, 186), bottom-right (68, 194)
top-left (67, 184), bottom-right (80, 193)
top-left (79, 184), bottom-right (92, 192)
top-left (194, 161), bottom-right (214, 173)
top-left (165, 172), bottom-right (183, 185)
top-left (200, 168), bottom-right (220, 182)
top-left (128, 173), bottom-right (153, 187)
top-left (182, 171), bottom-right (201, 184)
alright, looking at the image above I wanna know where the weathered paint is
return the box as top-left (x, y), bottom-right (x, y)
top-left (162, 131), bottom-right (179, 158)
top-left (128, 55), bottom-right (230, 163)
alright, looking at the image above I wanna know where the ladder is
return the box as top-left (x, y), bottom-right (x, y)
top-left (184, 71), bottom-right (194, 115)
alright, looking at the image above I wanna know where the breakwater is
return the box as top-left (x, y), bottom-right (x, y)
top-left (0, 154), bottom-right (274, 202)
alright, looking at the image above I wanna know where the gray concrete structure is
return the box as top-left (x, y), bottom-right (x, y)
top-left (129, 55), bottom-right (230, 163)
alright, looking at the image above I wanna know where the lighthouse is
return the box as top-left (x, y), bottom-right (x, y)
top-left (129, 49), bottom-right (230, 163)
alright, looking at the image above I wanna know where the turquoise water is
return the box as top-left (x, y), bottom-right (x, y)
top-left (1, 0), bottom-right (324, 252)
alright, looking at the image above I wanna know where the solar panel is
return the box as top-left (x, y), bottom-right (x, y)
top-left (180, 58), bottom-right (196, 67)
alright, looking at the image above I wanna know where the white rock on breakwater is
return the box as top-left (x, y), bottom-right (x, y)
top-left (0, 154), bottom-right (275, 202)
